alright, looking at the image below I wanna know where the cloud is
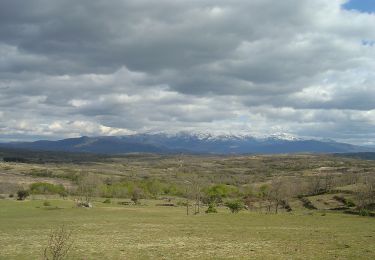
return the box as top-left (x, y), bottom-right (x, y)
top-left (0, 0), bottom-right (374, 144)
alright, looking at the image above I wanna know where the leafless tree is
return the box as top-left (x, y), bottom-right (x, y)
top-left (309, 175), bottom-right (323, 195)
top-left (192, 180), bottom-right (202, 215)
top-left (264, 178), bottom-right (294, 213)
top-left (76, 173), bottom-right (102, 204)
top-left (356, 176), bottom-right (375, 210)
top-left (323, 173), bottom-right (335, 192)
top-left (184, 176), bottom-right (202, 215)
top-left (43, 225), bottom-right (73, 260)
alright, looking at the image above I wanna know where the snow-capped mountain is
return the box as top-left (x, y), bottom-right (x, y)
top-left (1, 132), bottom-right (373, 155)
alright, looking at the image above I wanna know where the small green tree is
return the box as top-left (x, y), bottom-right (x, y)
top-left (205, 203), bottom-right (218, 213)
top-left (204, 184), bottom-right (238, 204)
top-left (225, 200), bottom-right (244, 213)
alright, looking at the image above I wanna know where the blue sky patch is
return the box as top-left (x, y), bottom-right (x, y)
top-left (343, 0), bottom-right (375, 13)
top-left (362, 39), bottom-right (375, 46)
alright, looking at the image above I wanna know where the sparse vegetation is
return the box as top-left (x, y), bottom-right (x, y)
top-left (1, 150), bottom-right (375, 258)
top-left (102, 198), bottom-right (111, 204)
top-left (30, 182), bottom-right (66, 196)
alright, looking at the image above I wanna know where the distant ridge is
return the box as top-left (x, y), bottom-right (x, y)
top-left (1, 133), bottom-right (373, 155)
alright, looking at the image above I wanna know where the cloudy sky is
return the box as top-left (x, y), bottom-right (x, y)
top-left (0, 0), bottom-right (375, 144)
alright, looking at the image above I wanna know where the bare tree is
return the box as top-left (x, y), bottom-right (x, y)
top-left (309, 175), bottom-right (323, 195)
top-left (43, 225), bottom-right (73, 260)
top-left (356, 176), bottom-right (375, 210)
top-left (323, 172), bottom-right (335, 192)
top-left (265, 179), bottom-right (293, 214)
top-left (257, 184), bottom-right (269, 212)
top-left (192, 180), bottom-right (202, 215)
top-left (270, 179), bottom-right (284, 213)
top-left (76, 173), bottom-right (102, 206)
top-left (183, 175), bottom-right (202, 215)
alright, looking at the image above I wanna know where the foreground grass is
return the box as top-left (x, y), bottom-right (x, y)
top-left (0, 199), bottom-right (374, 259)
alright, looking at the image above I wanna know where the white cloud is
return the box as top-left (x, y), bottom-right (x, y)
top-left (0, 0), bottom-right (374, 144)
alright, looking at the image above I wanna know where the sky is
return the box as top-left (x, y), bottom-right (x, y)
top-left (344, 0), bottom-right (375, 13)
top-left (0, 0), bottom-right (375, 145)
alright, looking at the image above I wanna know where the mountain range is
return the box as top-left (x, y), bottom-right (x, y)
top-left (0, 133), bottom-right (374, 155)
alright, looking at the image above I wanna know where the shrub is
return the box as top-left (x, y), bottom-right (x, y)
top-left (61, 172), bottom-right (79, 182)
top-left (43, 201), bottom-right (52, 207)
top-left (280, 200), bottom-right (292, 212)
top-left (9, 193), bottom-right (14, 198)
top-left (203, 184), bottom-right (239, 204)
top-left (76, 201), bottom-right (92, 208)
top-left (359, 209), bottom-right (370, 216)
top-left (176, 200), bottom-right (188, 207)
top-left (103, 198), bottom-right (111, 204)
top-left (131, 188), bottom-right (142, 204)
top-left (59, 191), bottom-right (69, 199)
top-left (17, 190), bottom-right (30, 200)
top-left (345, 199), bottom-right (356, 207)
top-left (225, 200), bottom-right (244, 213)
top-left (28, 169), bottom-right (53, 178)
top-left (3, 157), bottom-right (29, 163)
top-left (299, 197), bottom-right (317, 210)
top-left (162, 184), bottom-right (183, 196)
top-left (29, 182), bottom-right (66, 196)
top-left (205, 203), bottom-right (218, 213)
top-left (43, 225), bottom-right (73, 260)
top-left (333, 195), bottom-right (356, 207)
top-left (118, 201), bottom-right (132, 206)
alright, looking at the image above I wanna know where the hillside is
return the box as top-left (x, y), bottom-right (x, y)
top-left (1, 133), bottom-right (373, 155)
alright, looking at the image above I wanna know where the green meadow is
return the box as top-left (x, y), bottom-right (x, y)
top-left (1, 198), bottom-right (375, 260)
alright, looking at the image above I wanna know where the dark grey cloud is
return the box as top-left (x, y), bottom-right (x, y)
top-left (0, 0), bottom-right (375, 144)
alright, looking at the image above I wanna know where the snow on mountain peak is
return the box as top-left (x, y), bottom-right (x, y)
top-left (140, 131), bottom-right (301, 142)
top-left (267, 133), bottom-right (301, 141)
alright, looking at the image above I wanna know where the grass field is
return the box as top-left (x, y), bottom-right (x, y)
top-left (1, 199), bottom-right (375, 259)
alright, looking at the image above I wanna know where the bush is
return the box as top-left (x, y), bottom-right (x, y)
top-left (9, 193), bottom-right (14, 198)
top-left (131, 188), bottom-right (142, 204)
top-left (345, 199), bottom-right (356, 207)
top-left (176, 200), bottom-right (188, 207)
top-left (203, 184), bottom-right (239, 204)
top-left (28, 169), bottom-right (53, 178)
top-left (205, 203), bottom-right (218, 213)
top-left (299, 197), bottom-right (317, 210)
top-left (29, 182), bottom-right (66, 196)
top-left (43, 201), bottom-right (51, 207)
top-left (76, 201), bottom-right (92, 208)
top-left (118, 201), bottom-right (132, 206)
top-left (17, 190), bottom-right (30, 200)
top-left (225, 200), bottom-right (244, 213)
top-left (280, 200), bottom-right (292, 212)
top-left (359, 209), bottom-right (370, 216)
top-left (333, 195), bottom-right (355, 207)
top-left (43, 225), bottom-right (73, 260)
top-left (103, 198), bottom-right (111, 204)
top-left (3, 157), bottom-right (29, 163)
